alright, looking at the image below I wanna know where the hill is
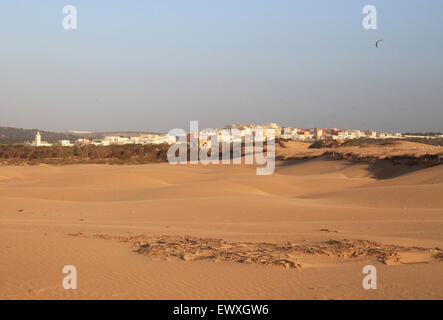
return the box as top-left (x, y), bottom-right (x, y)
top-left (0, 127), bottom-right (78, 144)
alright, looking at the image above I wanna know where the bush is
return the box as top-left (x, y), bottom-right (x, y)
top-left (309, 140), bottom-right (340, 149)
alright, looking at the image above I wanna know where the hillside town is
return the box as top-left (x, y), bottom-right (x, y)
top-left (29, 131), bottom-right (177, 147)
top-left (27, 124), bottom-right (443, 147)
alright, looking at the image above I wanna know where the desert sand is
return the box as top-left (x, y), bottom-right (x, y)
top-left (0, 142), bottom-right (442, 299)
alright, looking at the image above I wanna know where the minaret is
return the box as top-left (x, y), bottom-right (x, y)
top-left (35, 131), bottom-right (41, 146)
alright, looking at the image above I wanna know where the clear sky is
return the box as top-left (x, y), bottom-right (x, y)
top-left (1, 0), bottom-right (442, 133)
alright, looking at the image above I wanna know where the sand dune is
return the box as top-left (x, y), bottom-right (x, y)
top-left (0, 158), bottom-right (442, 299)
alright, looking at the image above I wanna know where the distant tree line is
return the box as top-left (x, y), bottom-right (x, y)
top-left (0, 144), bottom-right (171, 164)
top-left (309, 137), bottom-right (443, 148)
top-left (404, 132), bottom-right (441, 136)
top-left (0, 141), bottom-right (279, 165)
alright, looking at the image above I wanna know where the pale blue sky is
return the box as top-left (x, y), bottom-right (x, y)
top-left (0, 0), bottom-right (442, 132)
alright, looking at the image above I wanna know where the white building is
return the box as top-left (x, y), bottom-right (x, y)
top-left (59, 140), bottom-right (73, 147)
top-left (75, 138), bottom-right (91, 146)
top-left (364, 130), bottom-right (377, 138)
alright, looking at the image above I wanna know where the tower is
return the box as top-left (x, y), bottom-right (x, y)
top-left (35, 131), bottom-right (41, 146)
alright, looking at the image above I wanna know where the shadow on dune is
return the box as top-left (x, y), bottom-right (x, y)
top-left (276, 154), bottom-right (441, 180)
top-left (367, 161), bottom-right (428, 179)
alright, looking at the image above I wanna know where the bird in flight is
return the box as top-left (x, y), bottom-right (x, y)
top-left (376, 39), bottom-right (384, 48)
